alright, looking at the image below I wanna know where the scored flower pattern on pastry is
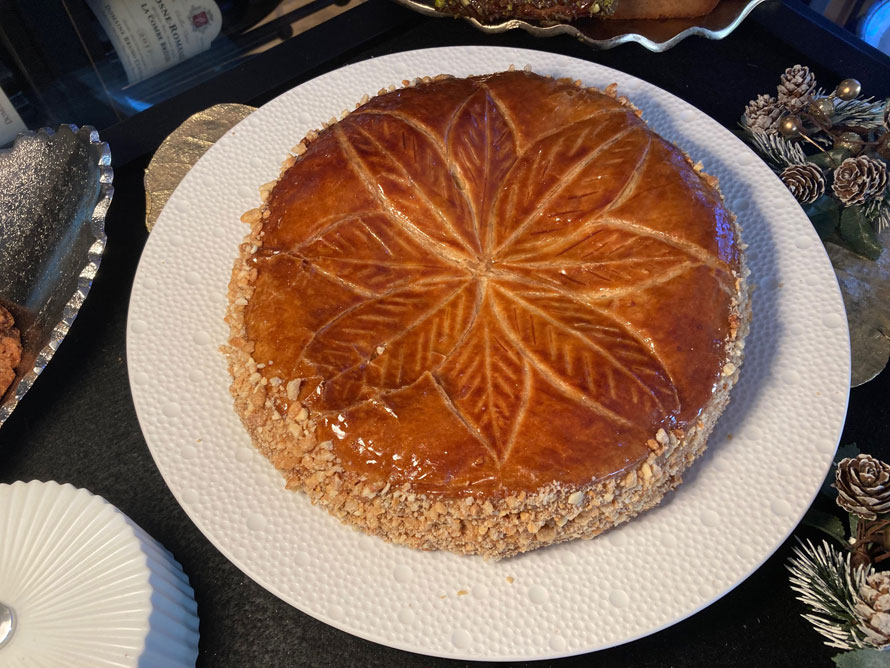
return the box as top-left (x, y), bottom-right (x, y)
top-left (253, 76), bottom-right (736, 466)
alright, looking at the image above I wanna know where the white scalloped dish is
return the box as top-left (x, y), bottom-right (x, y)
top-left (0, 481), bottom-right (198, 667)
top-left (127, 47), bottom-right (850, 660)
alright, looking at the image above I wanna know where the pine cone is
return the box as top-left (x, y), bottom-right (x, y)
top-left (832, 157), bottom-right (889, 206)
top-left (743, 94), bottom-right (783, 134)
top-left (855, 571), bottom-right (890, 650)
top-left (780, 163), bottom-right (825, 204)
top-left (777, 65), bottom-right (817, 113)
top-left (834, 454), bottom-right (890, 520)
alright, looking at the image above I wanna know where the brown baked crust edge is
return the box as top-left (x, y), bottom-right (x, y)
top-left (222, 72), bottom-right (751, 560)
top-left (0, 305), bottom-right (22, 399)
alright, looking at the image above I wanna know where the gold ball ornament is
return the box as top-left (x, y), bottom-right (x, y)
top-left (779, 115), bottom-right (803, 138)
top-left (836, 78), bottom-right (861, 101)
top-left (814, 97), bottom-right (835, 116)
top-left (807, 99), bottom-right (833, 127)
top-left (834, 131), bottom-right (863, 152)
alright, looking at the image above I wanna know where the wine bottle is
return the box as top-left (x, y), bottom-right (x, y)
top-left (0, 0), bottom-right (281, 133)
top-left (0, 55), bottom-right (45, 147)
top-left (84, 0), bottom-right (223, 85)
top-left (0, 91), bottom-right (26, 147)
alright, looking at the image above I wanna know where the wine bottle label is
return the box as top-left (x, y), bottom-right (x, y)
top-left (0, 85), bottom-right (27, 146)
top-left (85, 0), bottom-right (222, 85)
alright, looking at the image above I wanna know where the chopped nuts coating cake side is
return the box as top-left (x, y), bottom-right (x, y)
top-left (224, 70), bottom-right (750, 559)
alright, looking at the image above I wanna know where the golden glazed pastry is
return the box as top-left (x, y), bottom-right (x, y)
top-left (434, 0), bottom-right (720, 24)
top-left (225, 70), bottom-right (749, 559)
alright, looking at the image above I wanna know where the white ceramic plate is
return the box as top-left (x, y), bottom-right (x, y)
top-left (127, 47), bottom-right (850, 660)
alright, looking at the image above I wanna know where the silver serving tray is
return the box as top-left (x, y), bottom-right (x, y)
top-left (392, 0), bottom-right (768, 51)
top-left (0, 126), bottom-right (113, 427)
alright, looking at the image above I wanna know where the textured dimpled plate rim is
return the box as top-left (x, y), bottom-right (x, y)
top-left (127, 47), bottom-right (850, 660)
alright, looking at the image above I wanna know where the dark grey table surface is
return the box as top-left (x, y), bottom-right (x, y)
top-left (3, 1), bottom-right (890, 666)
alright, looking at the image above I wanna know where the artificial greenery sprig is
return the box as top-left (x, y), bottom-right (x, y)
top-left (740, 66), bottom-right (890, 260)
top-left (790, 445), bottom-right (890, 666)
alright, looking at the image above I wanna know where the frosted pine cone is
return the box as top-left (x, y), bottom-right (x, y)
top-left (855, 571), bottom-right (890, 650)
top-left (778, 64), bottom-right (817, 113)
top-left (832, 157), bottom-right (889, 207)
top-left (834, 454), bottom-right (890, 520)
top-left (780, 163), bottom-right (825, 204)
top-left (743, 94), bottom-right (783, 134)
